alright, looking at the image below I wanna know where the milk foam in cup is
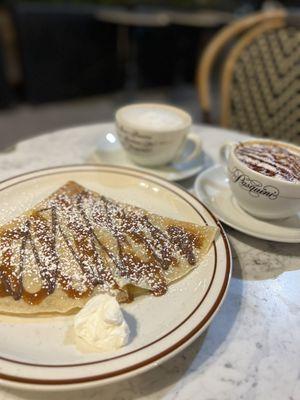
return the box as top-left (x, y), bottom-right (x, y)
top-left (115, 103), bottom-right (201, 167)
top-left (220, 138), bottom-right (300, 219)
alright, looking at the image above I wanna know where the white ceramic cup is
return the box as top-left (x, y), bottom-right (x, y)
top-left (220, 139), bottom-right (300, 219)
top-left (115, 103), bottom-right (201, 167)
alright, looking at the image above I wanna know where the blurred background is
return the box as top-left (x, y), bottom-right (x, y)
top-left (0, 0), bottom-right (298, 150)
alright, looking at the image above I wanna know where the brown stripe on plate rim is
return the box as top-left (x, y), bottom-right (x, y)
top-left (0, 164), bottom-right (232, 385)
top-left (0, 166), bottom-right (213, 367)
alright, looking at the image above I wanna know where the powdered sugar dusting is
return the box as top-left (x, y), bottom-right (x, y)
top-left (0, 181), bottom-right (210, 305)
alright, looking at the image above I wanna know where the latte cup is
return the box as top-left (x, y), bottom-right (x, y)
top-left (220, 139), bottom-right (300, 219)
top-left (115, 103), bottom-right (201, 167)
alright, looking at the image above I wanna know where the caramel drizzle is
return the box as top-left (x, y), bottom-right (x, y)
top-left (0, 229), bottom-right (24, 300)
top-left (98, 196), bottom-right (167, 295)
top-left (0, 189), bottom-right (203, 304)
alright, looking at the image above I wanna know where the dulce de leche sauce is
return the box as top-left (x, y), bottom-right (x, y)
top-left (235, 142), bottom-right (300, 183)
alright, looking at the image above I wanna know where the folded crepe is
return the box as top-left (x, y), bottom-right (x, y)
top-left (0, 181), bottom-right (218, 314)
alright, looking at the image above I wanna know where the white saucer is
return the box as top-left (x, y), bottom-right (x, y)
top-left (88, 131), bottom-right (211, 181)
top-left (194, 165), bottom-right (300, 243)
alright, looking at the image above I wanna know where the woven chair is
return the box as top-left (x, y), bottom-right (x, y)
top-left (196, 10), bottom-right (300, 145)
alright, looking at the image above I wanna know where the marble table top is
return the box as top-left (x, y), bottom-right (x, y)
top-left (0, 123), bottom-right (299, 400)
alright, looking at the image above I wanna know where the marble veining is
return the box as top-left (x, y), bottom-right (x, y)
top-left (0, 124), bottom-right (299, 400)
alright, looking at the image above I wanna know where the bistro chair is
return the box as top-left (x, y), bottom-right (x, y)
top-left (196, 9), bottom-right (300, 144)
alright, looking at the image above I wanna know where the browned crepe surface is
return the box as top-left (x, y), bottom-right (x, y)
top-left (0, 181), bottom-right (218, 314)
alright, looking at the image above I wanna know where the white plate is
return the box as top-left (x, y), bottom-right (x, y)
top-left (0, 165), bottom-right (231, 391)
top-left (194, 165), bottom-right (300, 243)
top-left (88, 131), bottom-right (209, 181)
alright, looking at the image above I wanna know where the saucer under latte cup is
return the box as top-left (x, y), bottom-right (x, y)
top-left (115, 103), bottom-right (201, 167)
top-left (220, 139), bottom-right (300, 220)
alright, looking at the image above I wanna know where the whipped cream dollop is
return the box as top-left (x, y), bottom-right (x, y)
top-left (74, 293), bottom-right (130, 351)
